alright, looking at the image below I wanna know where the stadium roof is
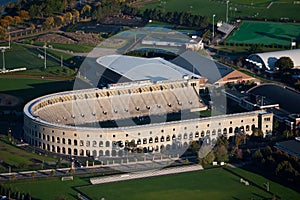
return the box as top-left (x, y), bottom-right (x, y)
top-left (247, 84), bottom-right (300, 114)
top-left (248, 49), bottom-right (300, 71)
top-left (171, 51), bottom-right (233, 83)
top-left (96, 55), bottom-right (200, 82)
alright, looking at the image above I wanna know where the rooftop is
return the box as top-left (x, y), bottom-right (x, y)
top-left (171, 51), bottom-right (233, 83)
top-left (248, 84), bottom-right (300, 114)
top-left (96, 55), bottom-right (200, 82)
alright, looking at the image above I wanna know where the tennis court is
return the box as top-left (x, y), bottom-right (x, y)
top-left (226, 21), bottom-right (300, 46)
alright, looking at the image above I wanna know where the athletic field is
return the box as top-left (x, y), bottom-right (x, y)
top-left (4, 167), bottom-right (300, 199)
top-left (226, 21), bottom-right (300, 46)
top-left (142, 0), bottom-right (300, 21)
top-left (78, 167), bottom-right (300, 200)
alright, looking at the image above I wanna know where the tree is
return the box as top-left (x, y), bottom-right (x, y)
top-left (198, 150), bottom-right (215, 165)
top-left (248, 44), bottom-right (261, 54)
top-left (81, 4), bottom-right (92, 16)
top-left (198, 146), bottom-right (215, 165)
top-left (64, 12), bottom-right (73, 23)
top-left (19, 10), bottom-right (30, 20)
top-left (0, 19), bottom-right (9, 29)
top-left (282, 130), bottom-right (291, 139)
top-left (252, 148), bottom-right (263, 162)
top-left (294, 80), bottom-right (300, 91)
top-left (31, 171), bottom-right (36, 179)
top-left (275, 57), bottom-right (294, 71)
top-left (29, 23), bottom-right (35, 31)
top-left (14, 16), bottom-right (22, 24)
top-left (214, 145), bottom-right (229, 162)
top-left (4, 16), bottom-right (14, 25)
top-left (50, 169), bottom-right (55, 177)
top-left (44, 16), bottom-right (55, 28)
top-left (54, 16), bottom-right (64, 26)
top-left (73, 9), bottom-right (80, 22)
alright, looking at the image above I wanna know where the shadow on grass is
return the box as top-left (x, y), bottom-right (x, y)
top-left (1, 80), bottom-right (75, 110)
top-left (223, 167), bottom-right (276, 198)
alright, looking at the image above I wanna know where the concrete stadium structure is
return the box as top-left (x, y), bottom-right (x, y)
top-left (23, 78), bottom-right (273, 159)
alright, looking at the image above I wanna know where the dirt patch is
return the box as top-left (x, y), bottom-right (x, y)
top-left (0, 93), bottom-right (22, 107)
top-left (36, 32), bottom-right (101, 46)
top-left (99, 38), bottom-right (127, 48)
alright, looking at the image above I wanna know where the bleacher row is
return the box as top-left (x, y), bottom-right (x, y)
top-left (33, 83), bottom-right (206, 125)
top-left (90, 164), bottom-right (204, 185)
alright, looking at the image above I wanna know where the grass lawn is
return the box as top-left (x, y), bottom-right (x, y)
top-left (77, 167), bottom-right (300, 200)
top-left (0, 137), bottom-right (57, 173)
top-left (141, 0), bottom-right (300, 21)
top-left (0, 78), bottom-right (74, 104)
top-left (4, 167), bottom-right (300, 200)
top-left (226, 21), bottom-right (300, 46)
top-left (0, 44), bottom-right (59, 70)
top-left (5, 176), bottom-right (90, 200)
top-left (32, 42), bottom-right (95, 53)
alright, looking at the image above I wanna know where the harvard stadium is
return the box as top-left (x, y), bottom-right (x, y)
top-left (23, 75), bottom-right (273, 159)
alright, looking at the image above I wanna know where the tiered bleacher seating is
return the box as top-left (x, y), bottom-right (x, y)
top-left (33, 80), bottom-right (207, 125)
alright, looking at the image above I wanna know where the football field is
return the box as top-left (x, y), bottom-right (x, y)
top-left (226, 21), bottom-right (300, 46)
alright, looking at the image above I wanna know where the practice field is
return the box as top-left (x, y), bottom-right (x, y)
top-left (0, 44), bottom-right (59, 70)
top-left (226, 21), bottom-right (300, 46)
top-left (78, 167), bottom-right (300, 200)
top-left (142, 0), bottom-right (300, 21)
top-left (0, 78), bottom-right (74, 105)
top-left (4, 167), bottom-right (300, 200)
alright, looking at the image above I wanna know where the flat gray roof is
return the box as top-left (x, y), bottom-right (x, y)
top-left (96, 55), bottom-right (200, 82)
top-left (172, 51), bottom-right (233, 83)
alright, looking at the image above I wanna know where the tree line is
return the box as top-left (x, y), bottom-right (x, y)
top-left (252, 146), bottom-right (300, 188)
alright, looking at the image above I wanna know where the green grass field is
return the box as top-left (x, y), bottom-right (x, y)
top-left (0, 137), bottom-right (57, 173)
top-left (226, 21), bottom-right (300, 46)
top-left (78, 168), bottom-right (300, 200)
top-left (32, 42), bottom-right (95, 53)
top-left (142, 0), bottom-right (300, 21)
top-left (0, 78), bottom-right (74, 104)
top-left (0, 44), bottom-right (59, 70)
top-left (4, 167), bottom-right (300, 200)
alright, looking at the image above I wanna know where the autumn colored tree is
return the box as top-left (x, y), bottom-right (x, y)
top-left (54, 16), bottom-right (65, 25)
top-left (14, 16), bottom-right (22, 24)
top-left (73, 9), bottom-right (80, 22)
top-left (64, 12), bottom-right (73, 23)
top-left (81, 4), bottom-right (92, 16)
top-left (4, 16), bottom-right (14, 25)
top-left (19, 10), bottom-right (30, 21)
top-left (0, 19), bottom-right (9, 29)
top-left (44, 16), bottom-right (55, 28)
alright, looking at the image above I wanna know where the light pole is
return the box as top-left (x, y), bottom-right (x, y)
top-left (2, 49), bottom-right (5, 71)
top-left (212, 14), bottom-right (216, 38)
top-left (43, 45), bottom-right (47, 69)
top-left (226, 1), bottom-right (230, 23)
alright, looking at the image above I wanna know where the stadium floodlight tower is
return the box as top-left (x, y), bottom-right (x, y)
top-left (226, 1), bottom-right (230, 23)
top-left (0, 34), bottom-right (11, 72)
top-left (212, 14), bottom-right (216, 38)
